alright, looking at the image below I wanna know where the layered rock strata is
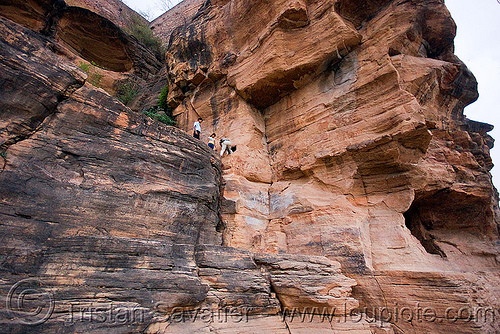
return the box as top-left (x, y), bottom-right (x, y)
top-left (0, 2), bottom-right (360, 333)
top-left (160, 0), bottom-right (500, 333)
top-left (0, 0), bottom-right (499, 333)
top-left (0, 0), bottom-right (161, 78)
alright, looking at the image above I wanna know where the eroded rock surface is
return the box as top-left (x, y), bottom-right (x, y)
top-left (1, 0), bottom-right (499, 333)
top-left (159, 0), bottom-right (500, 332)
top-left (0, 16), bottom-right (220, 333)
top-left (150, 0), bottom-right (205, 44)
top-left (0, 3), bottom-right (359, 333)
top-left (0, 0), bottom-right (162, 78)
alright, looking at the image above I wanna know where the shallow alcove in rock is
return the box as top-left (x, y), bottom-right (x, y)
top-left (57, 7), bottom-right (134, 72)
top-left (404, 189), bottom-right (495, 258)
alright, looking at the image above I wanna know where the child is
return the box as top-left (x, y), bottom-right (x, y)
top-left (208, 133), bottom-right (216, 150)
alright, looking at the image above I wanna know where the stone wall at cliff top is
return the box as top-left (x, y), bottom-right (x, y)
top-left (150, 0), bottom-right (205, 44)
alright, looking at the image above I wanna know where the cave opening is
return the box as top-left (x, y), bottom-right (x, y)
top-left (403, 198), bottom-right (447, 258)
top-left (403, 189), bottom-right (494, 259)
top-left (57, 8), bottom-right (134, 73)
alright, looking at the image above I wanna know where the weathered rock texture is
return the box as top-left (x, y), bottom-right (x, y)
top-left (0, 0), bottom-right (161, 79)
top-left (0, 13), bottom-right (219, 333)
top-left (159, 0), bottom-right (500, 332)
top-left (64, 0), bottom-right (146, 29)
top-left (1, 0), bottom-right (499, 333)
top-left (1, 1), bottom-right (359, 333)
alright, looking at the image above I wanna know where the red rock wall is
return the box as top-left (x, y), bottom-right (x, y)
top-left (163, 0), bottom-right (500, 332)
top-left (0, 1), bottom-right (362, 333)
top-left (65, 0), bottom-right (145, 28)
top-left (1, 0), bottom-right (499, 333)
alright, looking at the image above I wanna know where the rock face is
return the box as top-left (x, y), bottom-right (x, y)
top-left (0, 1), bottom-right (358, 333)
top-left (159, 0), bottom-right (500, 332)
top-left (64, 0), bottom-right (147, 29)
top-left (1, 0), bottom-right (499, 333)
top-left (0, 0), bottom-right (161, 78)
top-left (0, 13), bottom-right (220, 333)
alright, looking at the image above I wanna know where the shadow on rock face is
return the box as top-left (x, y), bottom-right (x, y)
top-left (57, 7), bottom-right (133, 72)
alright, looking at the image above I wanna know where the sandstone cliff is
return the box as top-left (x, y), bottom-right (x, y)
top-left (160, 0), bottom-right (500, 332)
top-left (0, 0), bottom-right (499, 333)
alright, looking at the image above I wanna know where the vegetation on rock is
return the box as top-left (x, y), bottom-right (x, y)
top-left (116, 79), bottom-right (140, 106)
top-left (78, 61), bottom-right (103, 88)
top-left (126, 14), bottom-right (165, 60)
top-left (143, 85), bottom-right (176, 126)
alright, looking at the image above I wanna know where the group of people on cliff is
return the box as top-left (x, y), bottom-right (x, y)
top-left (193, 118), bottom-right (235, 157)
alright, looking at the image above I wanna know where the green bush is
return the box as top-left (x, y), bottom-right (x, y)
top-left (158, 85), bottom-right (169, 110)
top-left (88, 72), bottom-right (103, 87)
top-left (126, 14), bottom-right (165, 60)
top-left (141, 84), bottom-right (176, 126)
top-left (78, 61), bottom-right (103, 88)
top-left (143, 106), bottom-right (176, 126)
top-left (116, 81), bottom-right (140, 106)
top-left (78, 62), bottom-right (90, 73)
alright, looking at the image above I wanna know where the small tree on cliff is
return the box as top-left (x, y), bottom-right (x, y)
top-left (143, 85), bottom-right (176, 126)
top-left (157, 0), bottom-right (174, 12)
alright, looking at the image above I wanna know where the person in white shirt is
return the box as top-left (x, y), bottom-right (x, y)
top-left (193, 118), bottom-right (203, 139)
top-left (220, 137), bottom-right (236, 157)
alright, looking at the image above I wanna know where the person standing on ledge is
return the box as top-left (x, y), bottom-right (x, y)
top-left (193, 118), bottom-right (203, 139)
top-left (208, 133), bottom-right (216, 150)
